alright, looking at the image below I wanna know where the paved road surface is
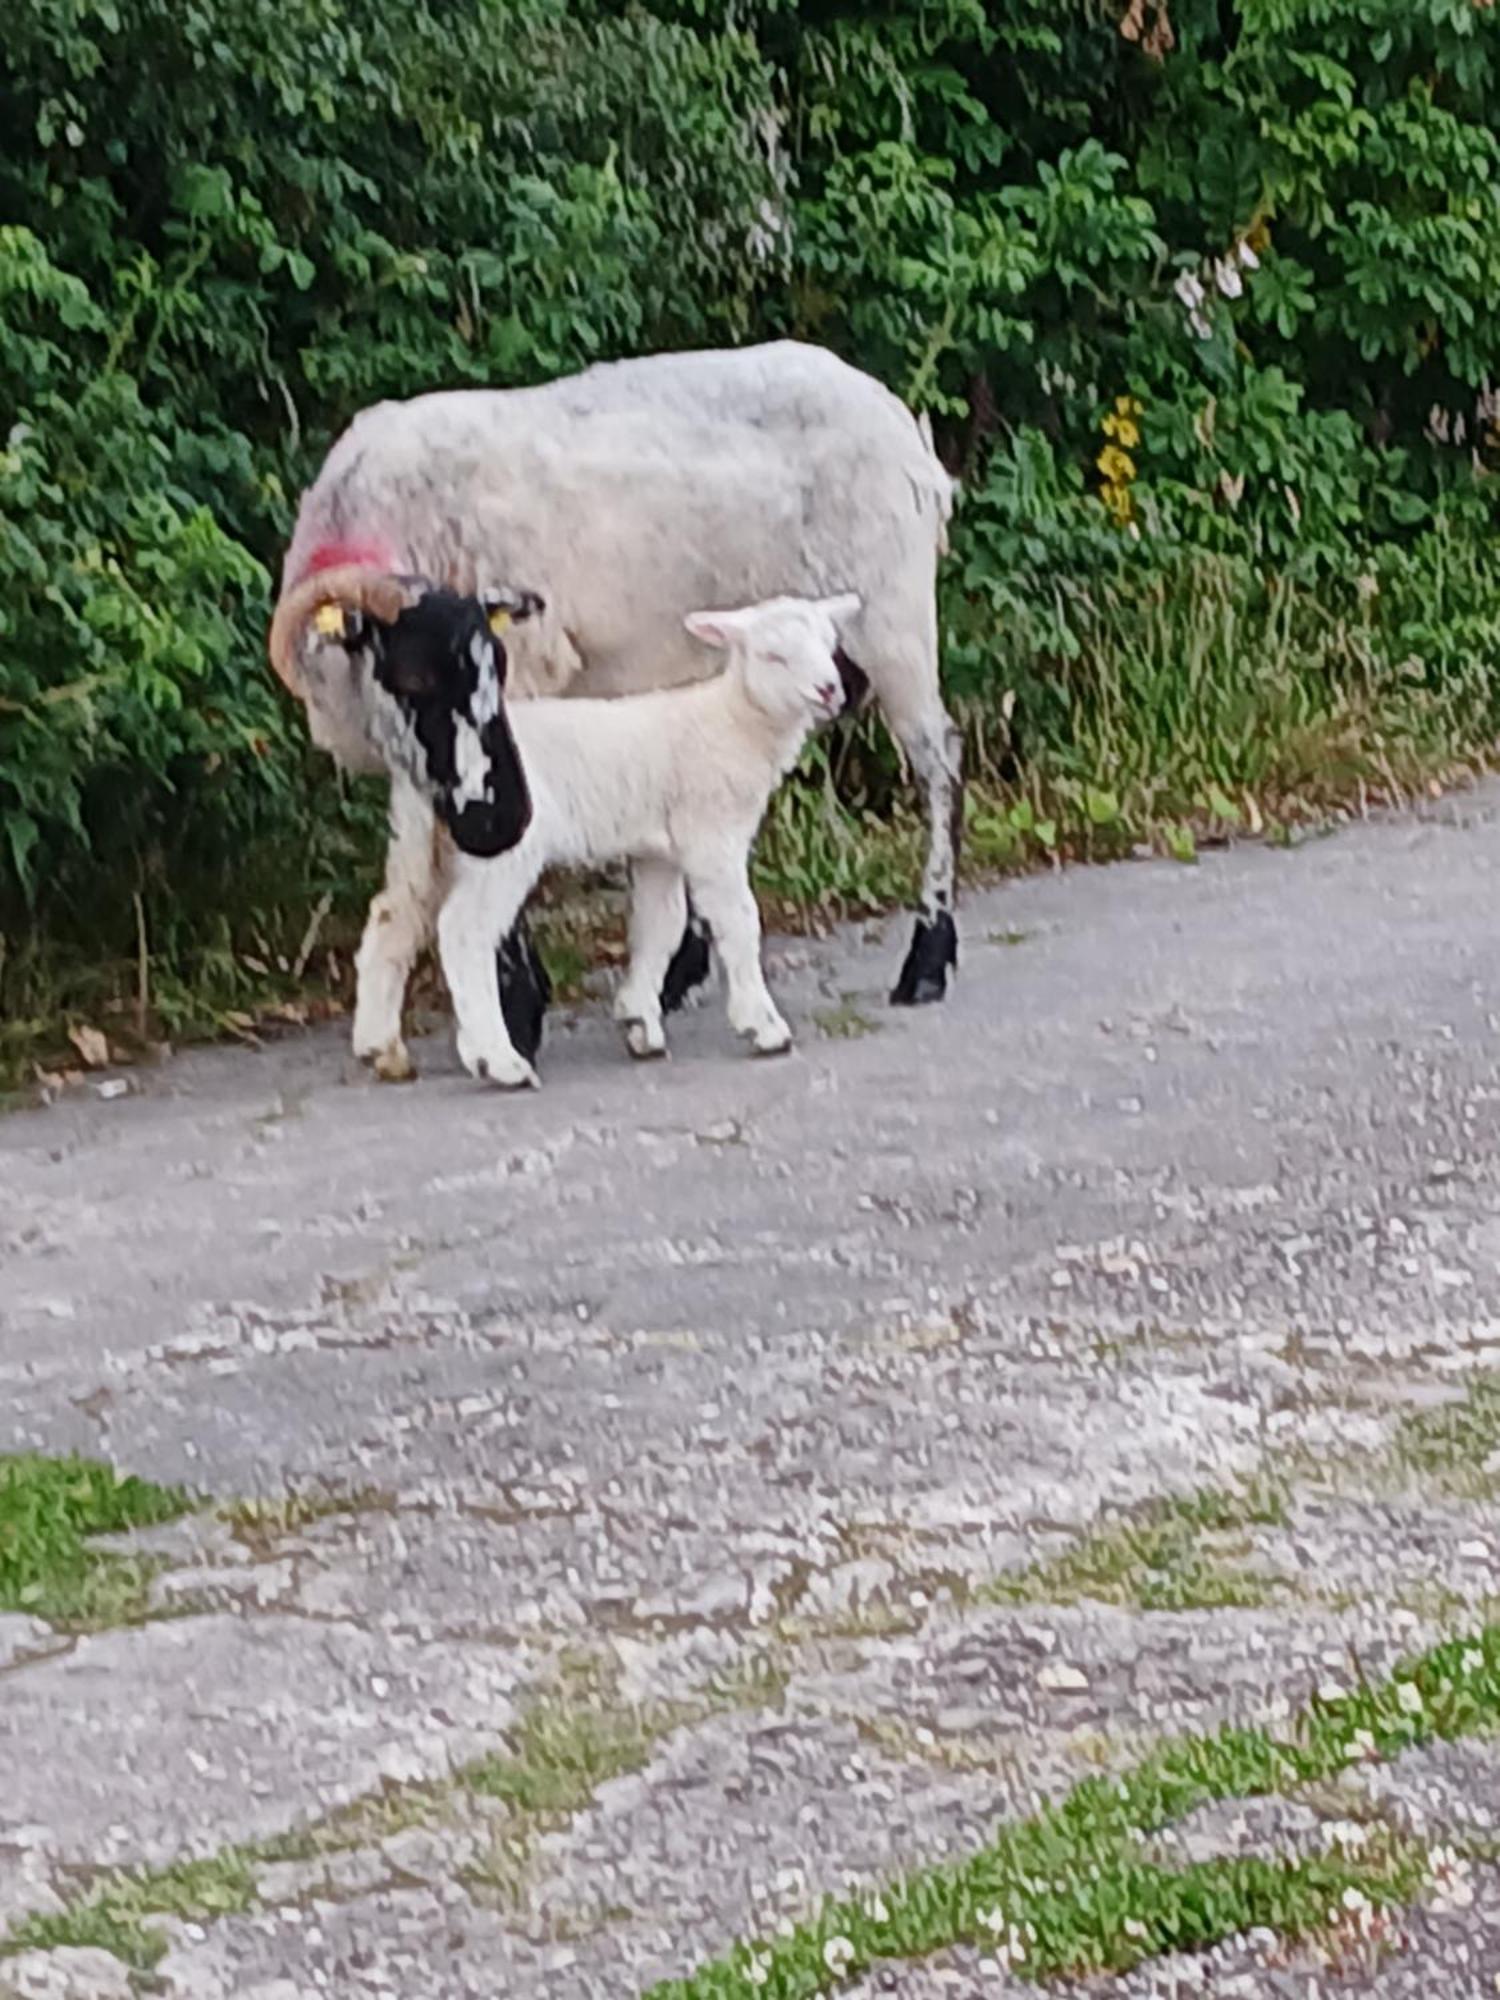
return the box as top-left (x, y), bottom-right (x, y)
top-left (4, 787), bottom-right (1500, 1996)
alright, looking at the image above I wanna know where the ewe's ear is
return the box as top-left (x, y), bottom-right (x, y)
top-left (822, 593), bottom-right (863, 627)
top-left (684, 608), bottom-right (749, 650)
top-left (483, 587), bottom-right (546, 635)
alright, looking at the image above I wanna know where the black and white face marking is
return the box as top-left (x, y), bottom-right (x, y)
top-left (350, 585), bottom-right (544, 859)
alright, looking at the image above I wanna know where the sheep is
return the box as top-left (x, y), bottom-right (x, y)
top-left (267, 341), bottom-right (961, 1079)
top-left (435, 592), bottom-right (862, 1090)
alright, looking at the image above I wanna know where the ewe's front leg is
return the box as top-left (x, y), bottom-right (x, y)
top-left (436, 858), bottom-right (541, 1091)
top-left (685, 863), bottom-right (791, 1058)
top-left (614, 859), bottom-right (688, 1060)
top-left (353, 779), bottom-right (447, 1082)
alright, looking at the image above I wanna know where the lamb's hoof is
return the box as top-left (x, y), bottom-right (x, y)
top-left (371, 1043), bottom-right (416, 1084)
top-left (890, 911), bottom-right (958, 1006)
top-left (459, 1040), bottom-right (539, 1091)
top-left (622, 1020), bottom-right (667, 1062)
top-left (745, 1022), bottom-right (794, 1058)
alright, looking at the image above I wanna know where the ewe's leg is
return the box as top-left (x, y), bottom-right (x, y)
top-left (660, 896), bottom-right (712, 1015)
top-left (437, 858), bottom-right (542, 1090)
top-left (685, 862), bottom-right (790, 1057)
top-left (614, 860), bottom-right (688, 1059)
top-left (498, 917), bottom-right (551, 1066)
top-left (353, 778), bottom-right (447, 1081)
top-left (871, 661), bottom-right (962, 1007)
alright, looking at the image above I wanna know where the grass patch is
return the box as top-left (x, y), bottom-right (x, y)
top-left (0, 1454), bottom-right (195, 1629)
top-left (0, 1652), bottom-right (784, 1969)
top-left (649, 1623), bottom-right (1500, 1998)
top-left (220, 1484), bottom-right (393, 1557)
top-left (811, 999), bottom-right (878, 1041)
top-left (466, 1696), bottom-right (684, 1816)
top-left (1392, 1373), bottom-right (1500, 1499)
top-left (982, 1480), bottom-right (1288, 1614)
top-left (6, 1853), bottom-right (258, 1972)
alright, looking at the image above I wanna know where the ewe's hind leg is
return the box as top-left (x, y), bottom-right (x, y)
top-left (615, 860), bottom-right (687, 1060)
top-left (353, 778), bottom-right (447, 1081)
top-left (498, 917), bottom-right (551, 1066)
top-left (660, 898), bottom-right (712, 1015)
top-left (862, 634), bottom-right (962, 1006)
top-left (685, 863), bottom-right (790, 1057)
top-left (437, 858), bottom-right (541, 1090)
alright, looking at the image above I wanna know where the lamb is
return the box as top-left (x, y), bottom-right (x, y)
top-left (267, 341), bottom-right (961, 1080)
top-left (436, 593), bottom-right (861, 1090)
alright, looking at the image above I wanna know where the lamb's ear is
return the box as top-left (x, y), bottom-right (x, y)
top-left (822, 593), bottom-right (863, 627)
top-left (684, 608), bottom-right (749, 650)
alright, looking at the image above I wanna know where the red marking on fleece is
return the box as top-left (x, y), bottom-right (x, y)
top-left (301, 537), bottom-right (399, 579)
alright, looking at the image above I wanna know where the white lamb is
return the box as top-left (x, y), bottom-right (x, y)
top-left (437, 593), bottom-right (860, 1089)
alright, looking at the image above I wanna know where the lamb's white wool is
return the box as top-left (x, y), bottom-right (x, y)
top-left (437, 594), bottom-right (860, 1088)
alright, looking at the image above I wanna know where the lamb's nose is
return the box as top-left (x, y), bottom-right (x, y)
top-left (819, 681), bottom-right (841, 709)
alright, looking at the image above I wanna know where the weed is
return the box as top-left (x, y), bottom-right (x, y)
top-left (982, 1480), bottom-right (1288, 1615)
top-left (650, 1623), bottom-right (1500, 1997)
top-left (0, 1454), bottom-right (195, 1628)
top-left (811, 999), bottom-right (878, 1040)
top-left (1392, 1373), bottom-right (1500, 1498)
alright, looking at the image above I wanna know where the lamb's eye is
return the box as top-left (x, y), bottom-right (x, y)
top-left (765, 653), bottom-right (788, 666)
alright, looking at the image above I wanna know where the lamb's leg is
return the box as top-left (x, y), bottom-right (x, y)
top-left (352, 778), bottom-right (447, 1081)
top-left (865, 648), bottom-right (962, 1007)
top-left (437, 857), bottom-right (542, 1090)
top-left (614, 860), bottom-right (688, 1060)
top-left (684, 862), bottom-right (790, 1058)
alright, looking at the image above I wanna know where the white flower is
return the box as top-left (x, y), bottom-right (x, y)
top-left (1343, 1887), bottom-right (1371, 1914)
top-left (1396, 1682), bottom-right (1424, 1715)
top-left (864, 1895), bottom-right (889, 1925)
top-left (1214, 257), bottom-right (1244, 299)
top-left (1461, 1648), bottom-right (1485, 1676)
top-left (1237, 239), bottom-right (1260, 270)
top-left (1174, 269), bottom-right (1206, 310)
top-left (822, 1935), bottom-right (855, 1975)
top-left (1345, 1728), bottom-right (1379, 1763)
top-left (1189, 309), bottom-right (1212, 340)
top-left (746, 1955), bottom-right (771, 1989)
top-left (977, 1906), bottom-right (1006, 1935)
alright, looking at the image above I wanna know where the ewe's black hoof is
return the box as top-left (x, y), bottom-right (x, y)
top-left (661, 916), bottom-right (712, 1015)
top-left (890, 911), bottom-right (957, 1006)
top-left (497, 921), bottom-right (551, 1063)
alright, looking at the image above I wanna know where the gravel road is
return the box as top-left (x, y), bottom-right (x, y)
top-left (4, 786), bottom-right (1500, 1998)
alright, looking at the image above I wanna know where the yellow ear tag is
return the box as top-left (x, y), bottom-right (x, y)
top-left (487, 607), bottom-right (512, 635)
top-left (313, 603), bottom-right (346, 638)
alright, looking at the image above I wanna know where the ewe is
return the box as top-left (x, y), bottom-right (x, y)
top-left (438, 593), bottom-right (860, 1089)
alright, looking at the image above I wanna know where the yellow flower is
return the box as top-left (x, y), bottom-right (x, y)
top-left (1099, 481), bottom-right (1135, 525)
top-left (1115, 394), bottom-right (1144, 417)
top-left (1102, 413), bottom-right (1141, 448)
top-left (1096, 444), bottom-right (1137, 485)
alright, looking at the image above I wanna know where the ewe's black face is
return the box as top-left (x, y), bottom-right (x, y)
top-left (354, 586), bottom-right (544, 858)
